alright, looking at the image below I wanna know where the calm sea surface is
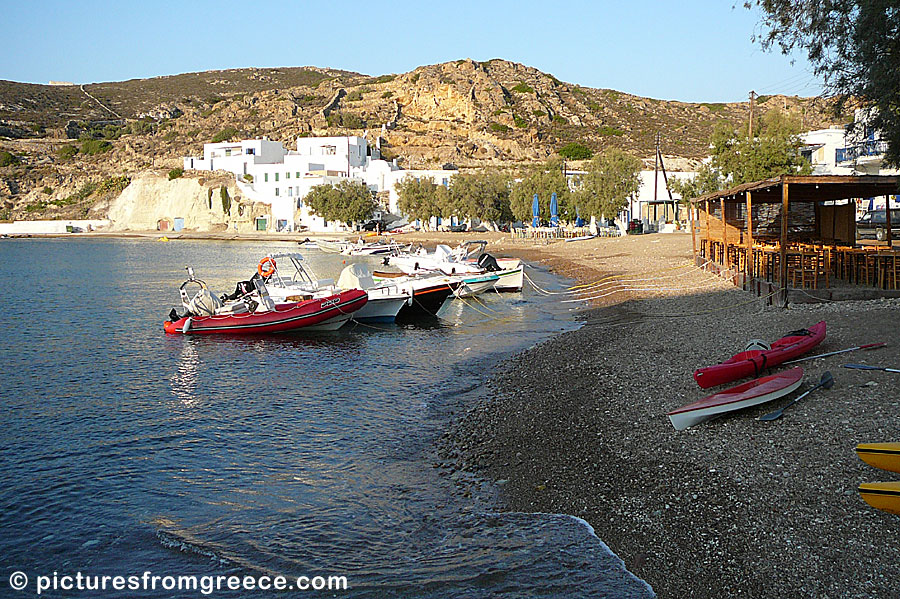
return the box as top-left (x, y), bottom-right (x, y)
top-left (0, 238), bottom-right (652, 598)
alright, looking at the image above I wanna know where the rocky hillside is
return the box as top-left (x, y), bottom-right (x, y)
top-left (0, 59), bottom-right (843, 221)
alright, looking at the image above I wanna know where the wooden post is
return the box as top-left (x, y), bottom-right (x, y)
top-left (780, 183), bottom-right (790, 302)
top-left (746, 190), bottom-right (754, 279)
top-left (886, 199), bottom-right (893, 246)
top-left (721, 198), bottom-right (728, 267)
top-left (690, 200), bottom-right (697, 264)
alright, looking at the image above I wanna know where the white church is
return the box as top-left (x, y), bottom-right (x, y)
top-left (183, 135), bottom-right (457, 232)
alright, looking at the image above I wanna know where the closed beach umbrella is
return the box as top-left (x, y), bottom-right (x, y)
top-left (549, 192), bottom-right (559, 227)
top-left (575, 205), bottom-right (585, 228)
top-left (531, 194), bottom-right (540, 228)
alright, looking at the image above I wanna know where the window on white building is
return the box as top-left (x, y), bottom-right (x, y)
top-left (286, 172), bottom-right (290, 179)
top-left (275, 173), bottom-right (279, 182)
top-left (296, 172), bottom-right (301, 178)
top-left (323, 146), bottom-right (336, 155)
top-left (275, 188), bottom-right (280, 197)
top-left (288, 187), bottom-right (293, 197)
top-left (245, 148), bottom-right (255, 155)
top-left (264, 173), bottom-right (269, 182)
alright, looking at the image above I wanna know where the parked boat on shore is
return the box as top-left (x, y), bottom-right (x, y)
top-left (693, 322), bottom-right (826, 388)
top-left (668, 367), bottom-right (804, 430)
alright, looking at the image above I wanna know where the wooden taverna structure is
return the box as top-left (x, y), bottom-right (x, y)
top-left (689, 174), bottom-right (900, 306)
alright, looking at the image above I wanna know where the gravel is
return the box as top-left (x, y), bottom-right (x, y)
top-left (438, 233), bottom-right (900, 598)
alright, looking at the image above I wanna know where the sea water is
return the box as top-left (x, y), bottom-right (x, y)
top-left (0, 238), bottom-right (653, 598)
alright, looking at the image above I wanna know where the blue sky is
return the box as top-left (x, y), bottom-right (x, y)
top-left (1, 0), bottom-right (822, 103)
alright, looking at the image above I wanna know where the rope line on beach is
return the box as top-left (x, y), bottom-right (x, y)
top-left (524, 261), bottom-right (713, 297)
top-left (560, 277), bottom-right (731, 303)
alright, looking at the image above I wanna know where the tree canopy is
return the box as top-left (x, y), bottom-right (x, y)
top-left (395, 176), bottom-right (449, 226)
top-left (304, 180), bottom-right (376, 225)
top-left (749, 1), bottom-right (900, 165)
top-left (509, 158), bottom-right (571, 222)
top-left (448, 171), bottom-right (513, 225)
top-left (572, 149), bottom-right (642, 219)
top-left (708, 110), bottom-right (811, 186)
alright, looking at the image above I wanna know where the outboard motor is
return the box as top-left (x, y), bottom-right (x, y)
top-left (477, 253), bottom-right (501, 272)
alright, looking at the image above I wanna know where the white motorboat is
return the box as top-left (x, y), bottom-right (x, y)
top-left (258, 253), bottom-right (410, 324)
top-left (384, 241), bottom-right (523, 291)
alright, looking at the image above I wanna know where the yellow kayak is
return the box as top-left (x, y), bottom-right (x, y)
top-left (856, 442), bottom-right (900, 474)
top-left (859, 482), bottom-right (900, 516)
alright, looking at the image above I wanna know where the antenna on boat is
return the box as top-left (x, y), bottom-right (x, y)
top-left (185, 266), bottom-right (195, 281)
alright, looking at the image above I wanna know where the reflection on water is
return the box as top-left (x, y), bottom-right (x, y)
top-left (0, 238), bottom-right (652, 598)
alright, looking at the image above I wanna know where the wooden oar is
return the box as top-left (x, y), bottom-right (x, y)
top-left (841, 363), bottom-right (900, 374)
top-left (758, 371), bottom-right (834, 421)
top-left (782, 342), bottom-right (886, 365)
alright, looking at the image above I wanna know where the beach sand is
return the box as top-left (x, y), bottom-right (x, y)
top-left (432, 231), bottom-right (900, 598)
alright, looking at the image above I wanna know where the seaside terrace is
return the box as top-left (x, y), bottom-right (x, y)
top-left (689, 174), bottom-right (900, 306)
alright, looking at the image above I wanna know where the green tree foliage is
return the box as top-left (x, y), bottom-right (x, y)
top-left (80, 139), bottom-right (112, 155)
top-left (448, 171), bottom-right (513, 225)
top-left (168, 168), bottom-right (184, 180)
top-left (709, 110), bottom-right (811, 185)
top-left (750, 1), bottom-right (900, 165)
top-left (57, 145), bottom-right (78, 159)
top-left (0, 151), bottom-right (19, 167)
top-left (395, 176), bottom-right (448, 224)
top-left (220, 187), bottom-right (231, 215)
top-left (558, 142), bottom-right (593, 160)
top-left (512, 83), bottom-right (534, 93)
top-left (509, 158), bottom-right (571, 222)
top-left (572, 149), bottom-right (642, 219)
top-left (211, 127), bottom-right (239, 143)
top-left (668, 164), bottom-right (722, 202)
top-left (305, 180), bottom-right (376, 226)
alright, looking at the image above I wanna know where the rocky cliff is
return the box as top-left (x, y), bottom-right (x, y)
top-left (0, 59), bottom-right (844, 223)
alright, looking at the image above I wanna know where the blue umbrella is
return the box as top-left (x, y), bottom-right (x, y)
top-left (531, 194), bottom-right (540, 228)
top-left (574, 205), bottom-right (585, 228)
top-left (549, 192), bottom-right (559, 227)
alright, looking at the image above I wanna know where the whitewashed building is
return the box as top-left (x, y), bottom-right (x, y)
top-left (183, 136), bottom-right (457, 232)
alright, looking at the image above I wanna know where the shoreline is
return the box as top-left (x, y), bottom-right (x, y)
top-left (437, 233), bottom-right (900, 598)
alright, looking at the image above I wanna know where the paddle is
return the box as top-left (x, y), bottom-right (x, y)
top-left (841, 363), bottom-right (900, 374)
top-left (782, 342), bottom-right (887, 365)
top-left (758, 371), bottom-right (835, 421)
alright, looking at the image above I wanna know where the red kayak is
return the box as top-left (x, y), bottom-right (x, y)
top-left (669, 367), bottom-right (804, 430)
top-left (693, 321), bottom-right (826, 388)
top-left (164, 289), bottom-right (367, 334)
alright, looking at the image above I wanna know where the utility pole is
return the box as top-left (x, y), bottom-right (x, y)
top-left (654, 132), bottom-right (660, 222)
top-left (748, 90), bottom-right (757, 139)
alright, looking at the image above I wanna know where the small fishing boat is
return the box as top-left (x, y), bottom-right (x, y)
top-left (385, 241), bottom-right (524, 291)
top-left (163, 268), bottom-right (367, 334)
top-left (668, 367), bottom-right (804, 430)
top-left (372, 270), bottom-right (459, 321)
top-left (693, 322), bottom-right (826, 389)
top-left (856, 443), bottom-right (900, 474)
top-left (858, 482), bottom-right (900, 516)
top-left (453, 272), bottom-right (500, 298)
top-left (315, 239), bottom-right (350, 253)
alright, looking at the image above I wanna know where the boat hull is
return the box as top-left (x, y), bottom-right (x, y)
top-left (396, 283), bottom-right (455, 322)
top-left (353, 295), bottom-right (408, 323)
top-left (493, 265), bottom-right (524, 291)
top-left (859, 482), bottom-right (900, 516)
top-left (455, 274), bottom-right (499, 298)
top-left (856, 442), bottom-right (900, 474)
top-left (668, 367), bottom-right (804, 430)
top-left (164, 289), bottom-right (367, 334)
top-left (693, 322), bottom-right (826, 388)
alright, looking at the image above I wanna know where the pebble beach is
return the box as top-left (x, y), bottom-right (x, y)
top-left (435, 232), bottom-right (900, 598)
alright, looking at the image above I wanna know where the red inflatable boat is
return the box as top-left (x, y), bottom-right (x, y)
top-left (693, 321), bottom-right (826, 388)
top-left (164, 288), bottom-right (367, 335)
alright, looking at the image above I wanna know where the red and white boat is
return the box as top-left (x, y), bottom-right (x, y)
top-left (163, 268), bottom-right (367, 334)
top-left (693, 321), bottom-right (826, 388)
top-left (668, 367), bottom-right (804, 430)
